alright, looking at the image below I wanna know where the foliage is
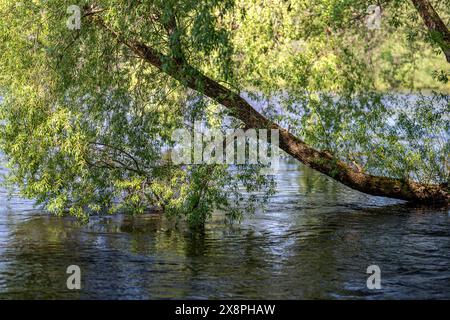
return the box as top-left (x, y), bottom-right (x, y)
top-left (0, 0), bottom-right (448, 227)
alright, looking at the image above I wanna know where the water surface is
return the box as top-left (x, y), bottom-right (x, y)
top-left (0, 160), bottom-right (449, 299)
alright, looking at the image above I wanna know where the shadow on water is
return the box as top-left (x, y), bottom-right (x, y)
top-left (0, 160), bottom-right (449, 299)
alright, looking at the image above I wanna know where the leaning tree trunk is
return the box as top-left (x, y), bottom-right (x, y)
top-left (88, 14), bottom-right (449, 204)
top-left (410, 0), bottom-right (450, 63)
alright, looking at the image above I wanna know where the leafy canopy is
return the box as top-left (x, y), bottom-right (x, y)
top-left (0, 0), bottom-right (448, 226)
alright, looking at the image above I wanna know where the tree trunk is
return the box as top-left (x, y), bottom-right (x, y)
top-left (411, 0), bottom-right (450, 63)
top-left (90, 15), bottom-right (449, 204)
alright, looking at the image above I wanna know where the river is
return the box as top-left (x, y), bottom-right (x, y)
top-left (0, 159), bottom-right (449, 299)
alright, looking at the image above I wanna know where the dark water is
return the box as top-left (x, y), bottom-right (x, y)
top-left (0, 160), bottom-right (449, 299)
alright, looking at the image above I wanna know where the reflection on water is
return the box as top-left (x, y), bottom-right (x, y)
top-left (0, 160), bottom-right (449, 299)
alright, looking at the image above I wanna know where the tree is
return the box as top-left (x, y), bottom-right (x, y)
top-left (0, 0), bottom-right (448, 227)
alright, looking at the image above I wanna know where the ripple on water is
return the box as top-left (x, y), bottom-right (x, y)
top-left (0, 160), bottom-right (449, 299)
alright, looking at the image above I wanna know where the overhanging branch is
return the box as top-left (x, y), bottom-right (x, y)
top-left (86, 14), bottom-right (449, 204)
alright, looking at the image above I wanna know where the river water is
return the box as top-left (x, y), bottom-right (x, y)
top-left (0, 159), bottom-right (449, 299)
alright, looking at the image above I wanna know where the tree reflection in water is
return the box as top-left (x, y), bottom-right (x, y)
top-left (0, 161), bottom-right (449, 299)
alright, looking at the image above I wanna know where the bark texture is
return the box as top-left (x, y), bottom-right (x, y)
top-left (411, 0), bottom-right (450, 63)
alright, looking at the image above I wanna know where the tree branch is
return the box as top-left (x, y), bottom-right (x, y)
top-left (411, 0), bottom-right (450, 63)
top-left (87, 14), bottom-right (448, 204)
